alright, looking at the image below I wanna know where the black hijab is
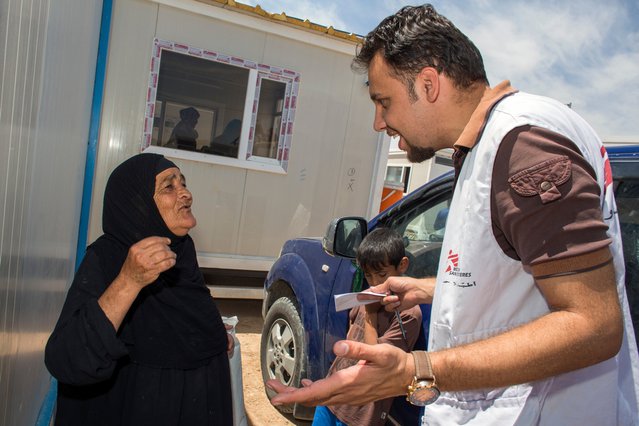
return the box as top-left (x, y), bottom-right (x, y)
top-left (90, 153), bottom-right (227, 368)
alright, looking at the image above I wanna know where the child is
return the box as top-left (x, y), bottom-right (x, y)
top-left (312, 228), bottom-right (423, 426)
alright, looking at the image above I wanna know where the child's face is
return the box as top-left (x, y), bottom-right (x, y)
top-left (363, 263), bottom-right (402, 287)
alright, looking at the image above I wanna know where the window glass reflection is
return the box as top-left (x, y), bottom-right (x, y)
top-left (253, 79), bottom-right (286, 159)
top-left (152, 50), bottom-right (248, 158)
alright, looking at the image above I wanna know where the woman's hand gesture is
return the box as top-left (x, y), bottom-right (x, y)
top-left (120, 237), bottom-right (176, 289)
top-left (99, 237), bottom-right (176, 330)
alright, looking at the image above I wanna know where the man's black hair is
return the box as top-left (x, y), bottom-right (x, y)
top-left (352, 4), bottom-right (488, 97)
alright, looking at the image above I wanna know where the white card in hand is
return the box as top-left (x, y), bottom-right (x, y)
top-left (334, 291), bottom-right (386, 312)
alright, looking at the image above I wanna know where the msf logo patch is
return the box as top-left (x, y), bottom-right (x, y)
top-left (445, 250), bottom-right (459, 273)
top-left (443, 250), bottom-right (476, 288)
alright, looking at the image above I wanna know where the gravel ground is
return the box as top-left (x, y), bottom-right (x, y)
top-left (217, 298), bottom-right (312, 426)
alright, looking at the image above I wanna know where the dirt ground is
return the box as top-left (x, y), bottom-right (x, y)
top-left (217, 299), bottom-right (312, 426)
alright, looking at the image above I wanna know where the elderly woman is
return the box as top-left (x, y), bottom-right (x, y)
top-left (45, 154), bottom-right (233, 426)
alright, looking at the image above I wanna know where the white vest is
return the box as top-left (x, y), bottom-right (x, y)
top-left (424, 92), bottom-right (639, 425)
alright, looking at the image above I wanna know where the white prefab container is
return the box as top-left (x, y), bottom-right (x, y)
top-left (88, 0), bottom-right (389, 294)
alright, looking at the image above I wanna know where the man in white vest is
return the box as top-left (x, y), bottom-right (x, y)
top-left (267, 4), bottom-right (639, 425)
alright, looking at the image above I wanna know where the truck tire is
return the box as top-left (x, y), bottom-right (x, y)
top-left (260, 296), bottom-right (306, 415)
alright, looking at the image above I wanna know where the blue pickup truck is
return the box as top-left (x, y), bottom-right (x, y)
top-left (260, 145), bottom-right (639, 421)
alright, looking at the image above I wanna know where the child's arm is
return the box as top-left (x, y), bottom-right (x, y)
top-left (362, 303), bottom-right (381, 345)
top-left (379, 306), bottom-right (423, 351)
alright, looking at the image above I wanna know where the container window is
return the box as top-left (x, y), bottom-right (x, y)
top-left (251, 78), bottom-right (287, 159)
top-left (142, 39), bottom-right (301, 173)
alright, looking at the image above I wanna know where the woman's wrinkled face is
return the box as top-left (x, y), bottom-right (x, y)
top-left (153, 167), bottom-right (196, 236)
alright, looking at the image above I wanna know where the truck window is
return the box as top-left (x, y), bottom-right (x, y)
top-left (388, 194), bottom-right (452, 278)
top-left (142, 39), bottom-right (300, 173)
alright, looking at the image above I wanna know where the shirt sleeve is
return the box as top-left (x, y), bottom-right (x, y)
top-left (491, 125), bottom-right (611, 269)
top-left (44, 249), bottom-right (128, 385)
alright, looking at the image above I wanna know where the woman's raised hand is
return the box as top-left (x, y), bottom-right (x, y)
top-left (99, 237), bottom-right (176, 330)
top-left (120, 237), bottom-right (176, 289)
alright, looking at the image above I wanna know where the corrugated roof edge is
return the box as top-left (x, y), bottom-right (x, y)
top-left (196, 0), bottom-right (364, 43)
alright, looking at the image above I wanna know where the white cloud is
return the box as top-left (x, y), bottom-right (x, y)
top-left (542, 4), bottom-right (635, 138)
top-left (414, 0), bottom-right (639, 139)
top-left (240, 0), bottom-right (639, 139)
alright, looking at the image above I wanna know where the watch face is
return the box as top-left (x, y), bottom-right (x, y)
top-left (409, 384), bottom-right (440, 406)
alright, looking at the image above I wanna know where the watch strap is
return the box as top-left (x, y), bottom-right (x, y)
top-left (413, 351), bottom-right (434, 380)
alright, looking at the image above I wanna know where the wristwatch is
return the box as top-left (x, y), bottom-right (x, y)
top-left (406, 351), bottom-right (440, 406)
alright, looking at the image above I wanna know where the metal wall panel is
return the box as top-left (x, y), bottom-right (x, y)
top-left (0, 0), bottom-right (102, 424)
top-left (87, 0), bottom-right (160, 244)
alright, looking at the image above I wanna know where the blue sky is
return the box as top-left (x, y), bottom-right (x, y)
top-left (244, 0), bottom-right (639, 141)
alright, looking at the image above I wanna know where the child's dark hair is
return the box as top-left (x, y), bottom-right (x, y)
top-left (356, 228), bottom-right (405, 271)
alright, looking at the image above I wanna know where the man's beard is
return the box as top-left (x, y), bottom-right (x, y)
top-left (405, 143), bottom-right (436, 163)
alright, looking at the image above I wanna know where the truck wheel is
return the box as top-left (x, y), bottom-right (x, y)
top-left (261, 296), bottom-right (306, 414)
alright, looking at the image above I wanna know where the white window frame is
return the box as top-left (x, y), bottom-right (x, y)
top-left (142, 38), bottom-right (300, 174)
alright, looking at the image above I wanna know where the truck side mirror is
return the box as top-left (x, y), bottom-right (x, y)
top-left (322, 217), bottom-right (368, 258)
